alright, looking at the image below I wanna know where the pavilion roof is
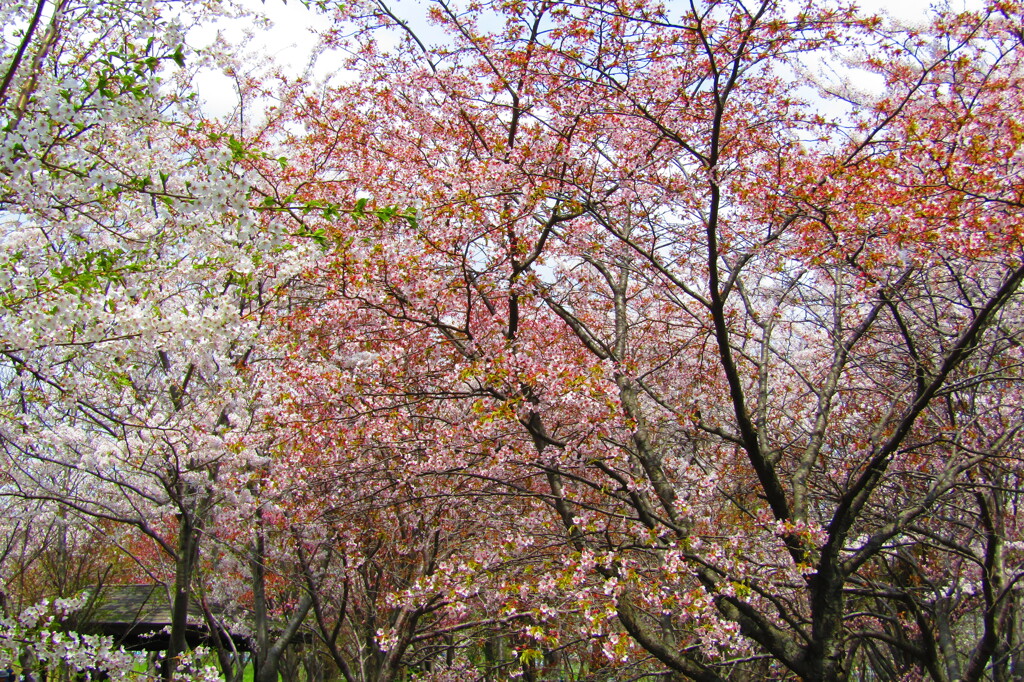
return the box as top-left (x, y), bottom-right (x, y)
top-left (74, 584), bottom-right (248, 652)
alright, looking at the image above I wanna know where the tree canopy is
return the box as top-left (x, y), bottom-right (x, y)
top-left (2, 0), bottom-right (1024, 681)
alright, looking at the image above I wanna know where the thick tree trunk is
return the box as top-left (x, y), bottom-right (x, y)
top-left (806, 565), bottom-right (847, 682)
top-left (162, 511), bottom-right (201, 682)
top-left (253, 591), bottom-right (314, 682)
top-left (250, 516), bottom-right (315, 682)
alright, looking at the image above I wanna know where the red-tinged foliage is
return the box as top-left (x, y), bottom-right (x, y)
top-left (256, 0), bottom-right (1024, 680)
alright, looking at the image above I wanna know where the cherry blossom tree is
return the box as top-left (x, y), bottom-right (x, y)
top-left (267, 0), bottom-right (1024, 679)
top-left (0, 0), bottom-right (323, 678)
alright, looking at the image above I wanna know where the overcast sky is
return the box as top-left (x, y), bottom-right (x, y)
top-left (188, 0), bottom-right (985, 119)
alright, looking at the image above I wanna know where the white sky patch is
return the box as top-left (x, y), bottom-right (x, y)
top-left (185, 0), bottom-right (340, 120)
top-left (855, 0), bottom-right (978, 24)
top-left (180, 0), bottom-right (988, 125)
top-left (183, 0), bottom-right (460, 122)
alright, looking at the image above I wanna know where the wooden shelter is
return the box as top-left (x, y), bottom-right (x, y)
top-left (74, 584), bottom-right (250, 653)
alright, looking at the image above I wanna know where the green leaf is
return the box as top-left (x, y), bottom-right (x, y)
top-left (353, 197), bottom-right (369, 219)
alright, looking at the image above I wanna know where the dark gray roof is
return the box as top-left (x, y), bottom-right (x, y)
top-left (74, 584), bottom-right (245, 652)
top-left (83, 584), bottom-right (186, 625)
